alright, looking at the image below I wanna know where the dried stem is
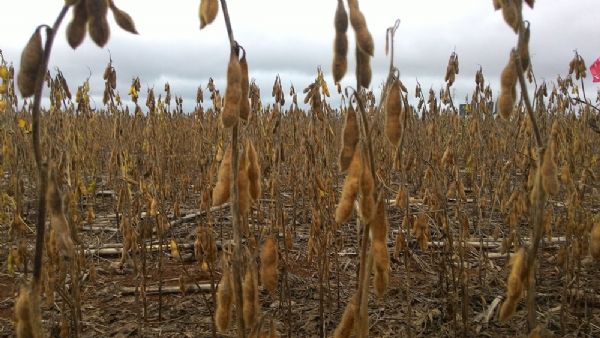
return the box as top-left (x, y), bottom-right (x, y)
top-left (218, 1), bottom-right (246, 337)
top-left (352, 99), bottom-right (374, 338)
top-left (31, 4), bottom-right (70, 289)
top-left (514, 19), bottom-right (545, 330)
top-left (514, 25), bottom-right (542, 149)
top-left (352, 66), bottom-right (378, 338)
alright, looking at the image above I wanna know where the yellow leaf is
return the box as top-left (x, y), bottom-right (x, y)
top-left (321, 79), bottom-right (330, 97)
top-left (7, 249), bottom-right (15, 276)
top-left (128, 85), bottom-right (138, 98)
top-left (319, 189), bottom-right (327, 198)
top-left (170, 239), bottom-right (180, 259)
top-left (0, 65), bottom-right (8, 80)
top-left (17, 118), bottom-right (27, 130)
top-left (87, 181), bottom-right (96, 194)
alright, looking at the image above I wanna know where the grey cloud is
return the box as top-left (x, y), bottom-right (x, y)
top-left (2, 0), bottom-right (599, 113)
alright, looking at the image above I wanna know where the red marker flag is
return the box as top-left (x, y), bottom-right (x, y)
top-left (591, 57), bottom-right (600, 83)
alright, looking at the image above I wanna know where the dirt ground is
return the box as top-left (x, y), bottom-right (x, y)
top-left (1, 185), bottom-right (599, 338)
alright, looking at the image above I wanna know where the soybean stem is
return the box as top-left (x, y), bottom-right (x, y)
top-left (31, 4), bottom-right (70, 288)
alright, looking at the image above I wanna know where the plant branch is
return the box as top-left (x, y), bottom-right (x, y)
top-left (514, 25), bottom-right (542, 149)
top-left (31, 4), bottom-right (70, 288)
top-left (218, 1), bottom-right (245, 337)
top-left (513, 19), bottom-right (546, 331)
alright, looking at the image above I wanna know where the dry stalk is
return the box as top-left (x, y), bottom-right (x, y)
top-left (31, 4), bottom-right (70, 289)
top-left (218, 1), bottom-right (245, 336)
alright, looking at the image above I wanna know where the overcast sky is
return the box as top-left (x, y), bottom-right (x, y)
top-left (1, 0), bottom-right (599, 110)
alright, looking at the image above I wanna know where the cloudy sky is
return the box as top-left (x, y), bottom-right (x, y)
top-left (1, 0), bottom-right (599, 110)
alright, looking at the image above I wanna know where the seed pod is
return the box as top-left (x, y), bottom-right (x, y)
top-left (332, 0), bottom-right (348, 83)
top-left (440, 146), bottom-right (454, 168)
top-left (246, 140), bottom-right (261, 201)
top-left (222, 53), bottom-right (242, 128)
top-left (493, 0), bottom-right (501, 10)
top-left (499, 248), bottom-right (527, 321)
top-left (358, 152), bottom-right (375, 223)
top-left (239, 54), bottom-right (250, 120)
top-left (334, 0), bottom-right (348, 33)
top-left (15, 287), bottom-right (40, 338)
top-left (501, 0), bottom-right (520, 33)
top-left (242, 264), bottom-right (260, 329)
top-left (499, 298), bottom-right (518, 322)
top-left (506, 248), bottom-right (527, 299)
top-left (86, 0), bottom-right (110, 47)
top-left (260, 236), bottom-right (279, 294)
top-left (394, 186), bottom-right (407, 208)
top-left (215, 263), bottom-right (233, 332)
top-left (356, 47), bottom-right (371, 88)
top-left (445, 63), bottom-right (456, 85)
top-left (333, 295), bottom-right (357, 338)
top-left (17, 29), bottom-right (43, 97)
top-left (47, 168), bottom-right (75, 259)
top-left (110, 68), bottom-right (117, 89)
top-left (591, 221), bottom-right (600, 260)
top-left (88, 17), bottom-right (110, 47)
top-left (195, 226), bottom-right (217, 268)
top-left (394, 230), bottom-right (406, 257)
top-left (499, 56), bottom-right (517, 119)
top-left (199, 0), bottom-right (219, 29)
top-left (372, 240), bottom-right (390, 298)
top-left (560, 165), bottom-right (572, 186)
top-left (332, 34), bottom-right (348, 84)
top-left (335, 148), bottom-right (362, 224)
top-left (109, 2), bottom-right (138, 34)
top-left (86, 0), bottom-right (108, 17)
top-left (577, 58), bottom-right (587, 79)
top-left (348, 1), bottom-right (374, 56)
top-left (541, 144), bottom-right (559, 196)
top-left (413, 213), bottom-right (429, 251)
top-left (238, 150), bottom-right (251, 218)
top-left (339, 104), bottom-right (359, 172)
top-left (385, 78), bottom-right (402, 146)
top-left (370, 196), bottom-right (388, 244)
top-left (148, 198), bottom-right (157, 217)
top-left (66, 0), bottom-right (88, 49)
top-left (568, 57), bottom-right (576, 75)
top-left (212, 147), bottom-right (232, 206)
top-left (498, 92), bottom-right (514, 119)
top-left (371, 196), bottom-right (390, 297)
